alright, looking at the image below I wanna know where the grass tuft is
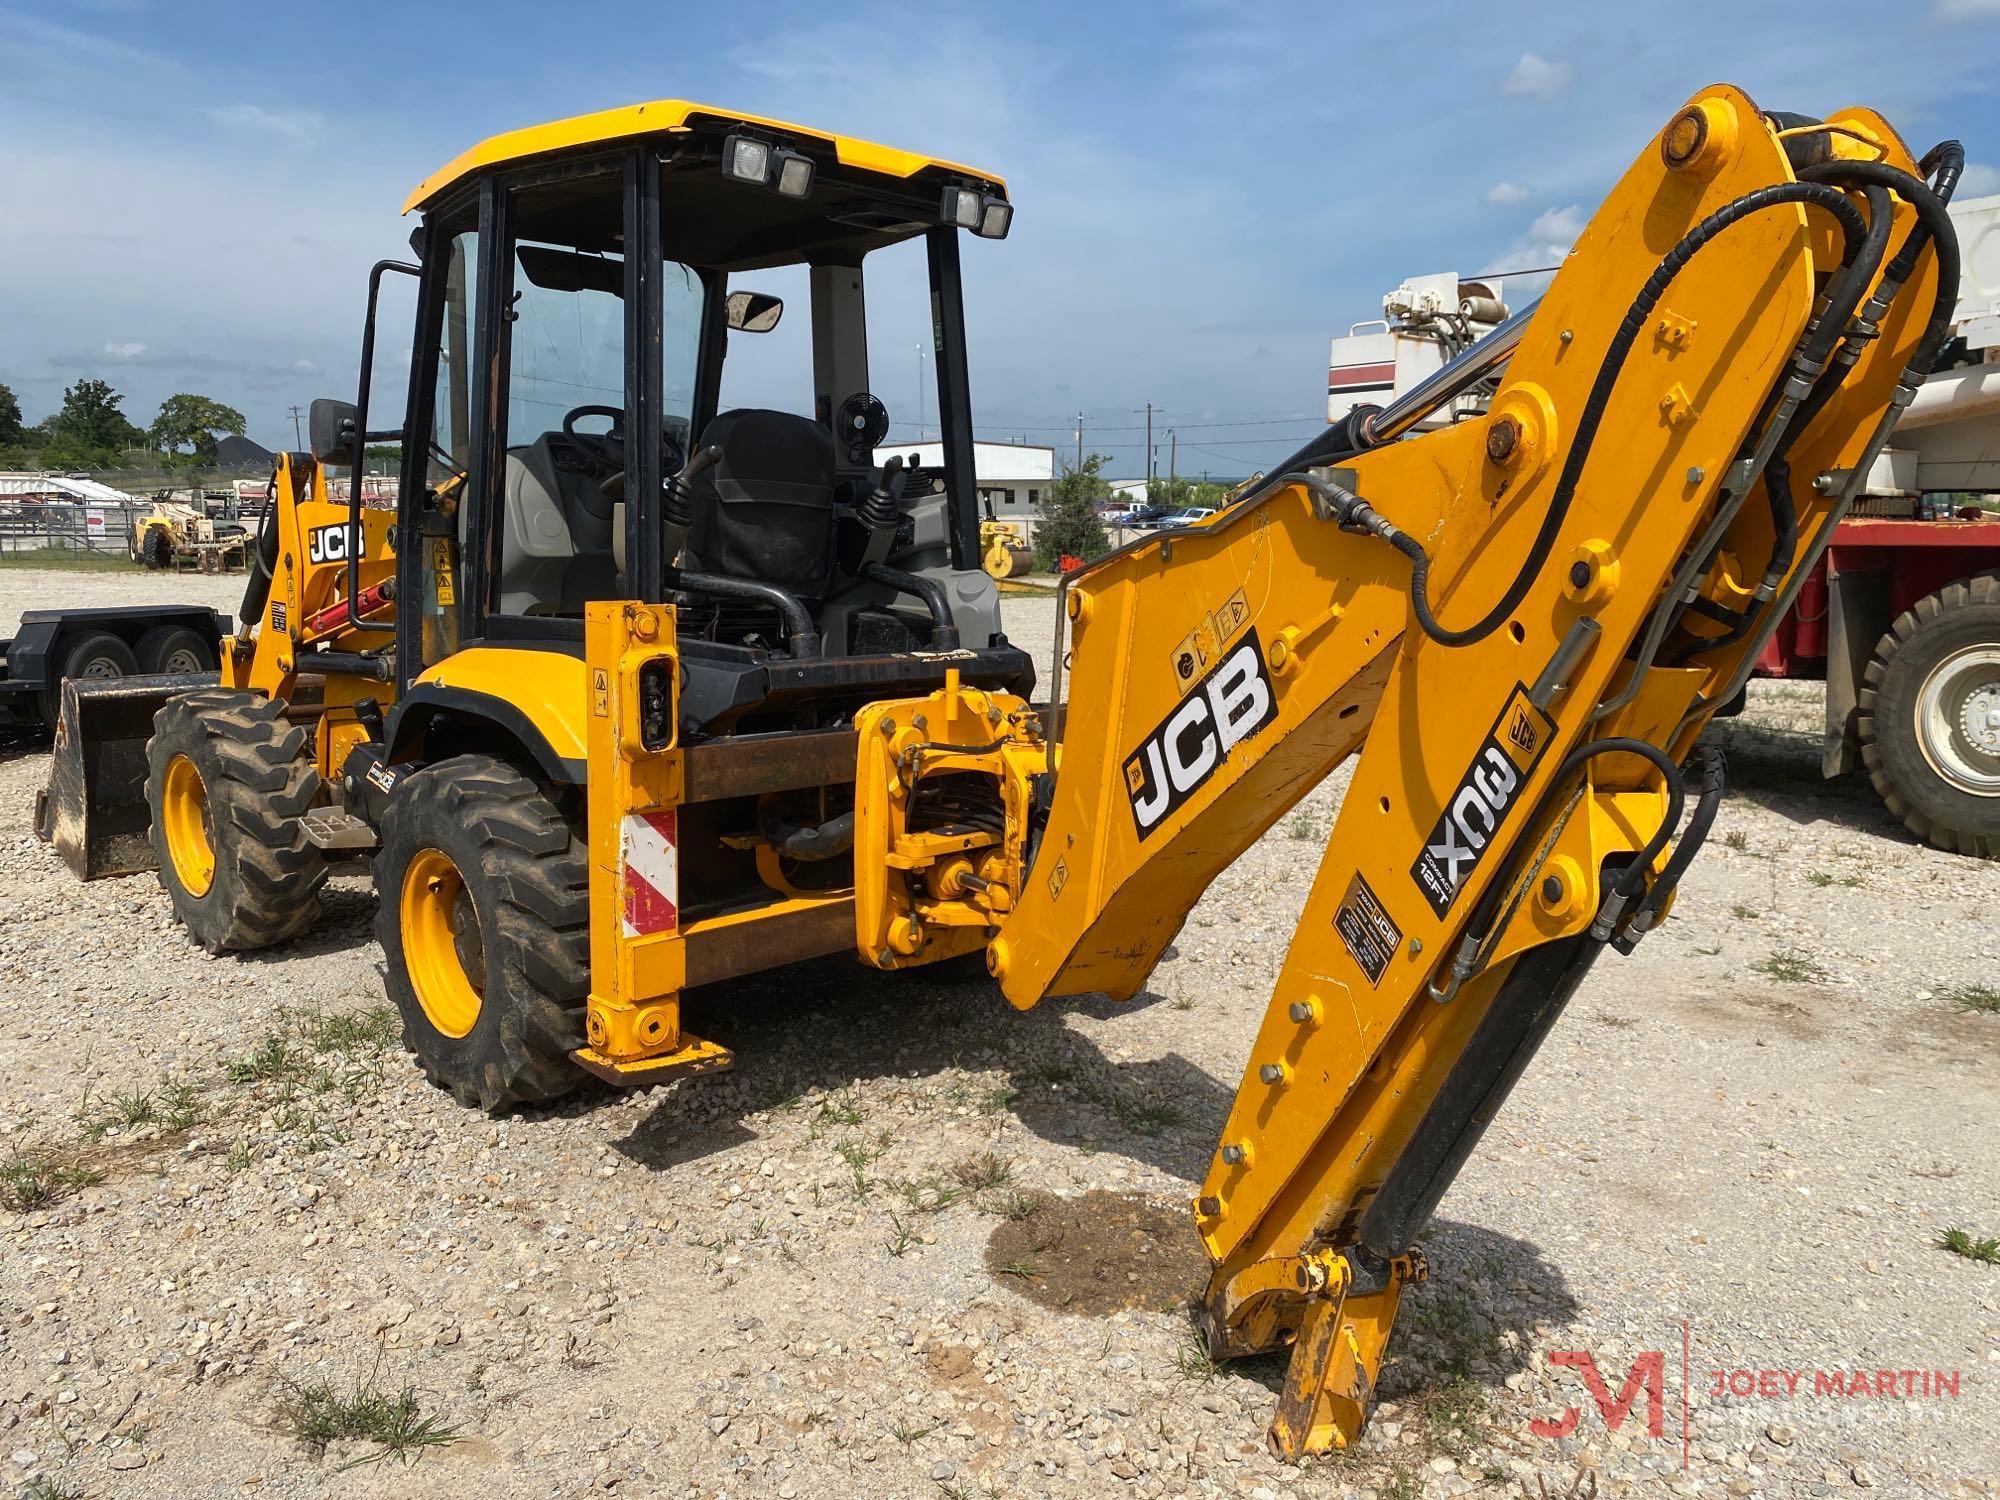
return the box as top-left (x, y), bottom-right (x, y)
top-left (0, 1152), bottom-right (103, 1212)
top-left (1944, 984), bottom-right (2000, 1015)
top-left (276, 1369), bottom-right (460, 1469)
top-left (1751, 949), bottom-right (1826, 985)
top-left (952, 1151), bottom-right (1012, 1192)
top-left (1938, 1227), bottom-right (2000, 1265)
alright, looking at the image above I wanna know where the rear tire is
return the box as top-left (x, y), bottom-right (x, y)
top-left (135, 625), bottom-right (214, 676)
top-left (39, 630), bottom-right (139, 723)
top-left (142, 528), bottom-right (172, 570)
top-left (374, 756), bottom-right (589, 1111)
top-left (145, 690), bottom-right (328, 951)
top-left (1858, 572), bottom-right (2000, 858)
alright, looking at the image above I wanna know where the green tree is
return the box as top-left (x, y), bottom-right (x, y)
top-left (0, 383), bottom-right (22, 447)
top-left (1034, 453), bottom-right (1113, 571)
top-left (150, 392), bottom-right (247, 466)
top-left (55, 379), bottom-right (136, 451)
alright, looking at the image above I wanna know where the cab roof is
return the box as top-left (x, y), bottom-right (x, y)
top-left (404, 98), bottom-right (1007, 215)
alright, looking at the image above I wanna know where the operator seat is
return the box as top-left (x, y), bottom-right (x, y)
top-left (682, 409), bottom-right (837, 599)
top-left (493, 436), bottom-right (620, 615)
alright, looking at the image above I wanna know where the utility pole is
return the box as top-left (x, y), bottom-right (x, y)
top-left (288, 405), bottom-right (305, 449)
top-left (1075, 412), bottom-right (1084, 472)
top-left (1168, 429), bottom-right (1177, 494)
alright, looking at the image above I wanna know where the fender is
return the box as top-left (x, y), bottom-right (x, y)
top-left (388, 682), bottom-right (587, 784)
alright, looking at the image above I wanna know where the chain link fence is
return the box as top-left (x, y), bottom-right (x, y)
top-left (0, 501), bottom-right (155, 557)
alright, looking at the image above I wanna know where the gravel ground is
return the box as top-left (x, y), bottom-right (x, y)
top-left (2, 564), bottom-right (1996, 1499)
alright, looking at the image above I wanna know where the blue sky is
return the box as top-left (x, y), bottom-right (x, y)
top-left (4, 0), bottom-right (1999, 476)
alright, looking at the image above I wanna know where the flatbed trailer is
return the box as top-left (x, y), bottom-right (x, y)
top-left (0, 604), bottom-right (229, 729)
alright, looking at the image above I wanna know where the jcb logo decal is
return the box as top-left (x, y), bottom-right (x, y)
top-left (1410, 685), bottom-right (1553, 916)
top-left (306, 524), bottom-right (351, 565)
top-left (1126, 629), bottom-right (1277, 839)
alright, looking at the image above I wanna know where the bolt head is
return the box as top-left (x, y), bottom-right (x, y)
top-left (1662, 106), bottom-right (1710, 169)
top-left (1485, 417), bottom-right (1521, 464)
top-left (1287, 1001), bottom-right (1313, 1023)
top-left (1259, 1063), bottom-right (1285, 1085)
top-left (1569, 560), bottom-right (1593, 590)
top-left (1221, 1145), bottom-right (1245, 1165)
top-left (1686, 465), bottom-right (1706, 485)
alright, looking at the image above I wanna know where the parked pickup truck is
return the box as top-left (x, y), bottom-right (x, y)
top-left (0, 605), bottom-right (229, 728)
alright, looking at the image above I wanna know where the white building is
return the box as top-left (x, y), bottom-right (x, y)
top-left (870, 438), bottom-right (1055, 525)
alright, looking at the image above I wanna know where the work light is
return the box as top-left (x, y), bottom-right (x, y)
top-left (722, 134), bottom-right (771, 185)
top-left (940, 185), bottom-right (981, 229)
top-left (773, 149), bottom-right (815, 198)
top-left (977, 198), bottom-right (1013, 239)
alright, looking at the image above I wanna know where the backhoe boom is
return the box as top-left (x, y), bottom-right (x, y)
top-left (854, 85), bottom-right (1956, 1456)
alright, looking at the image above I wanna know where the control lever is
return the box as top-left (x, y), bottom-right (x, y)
top-left (663, 444), bottom-right (723, 563)
top-left (857, 454), bottom-right (905, 566)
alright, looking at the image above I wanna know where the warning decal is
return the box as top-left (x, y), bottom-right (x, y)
top-left (1334, 870), bottom-right (1401, 986)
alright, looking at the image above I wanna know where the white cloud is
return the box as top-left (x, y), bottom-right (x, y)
top-left (1957, 163), bottom-right (2000, 196)
top-left (1485, 205), bottom-right (1586, 275)
top-left (1501, 52), bottom-right (1572, 101)
top-left (201, 102), bottom-right (324, 140)
top-left (1934, 0), bottom-right (2000, 19)
top-left (1485, 181), bottom-right (1530, 206)
top-left (104, 341), bottom-right (146, 358)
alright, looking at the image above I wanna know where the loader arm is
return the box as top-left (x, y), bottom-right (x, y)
top-left (852, 86), bottom-right (1956, 1456)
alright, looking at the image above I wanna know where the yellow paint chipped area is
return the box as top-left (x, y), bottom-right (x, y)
top-left (405, 98), bottom-right (1007, 213)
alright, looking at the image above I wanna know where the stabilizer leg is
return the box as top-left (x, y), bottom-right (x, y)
top-left (1268, 1250), bottom-right (1427, 1459)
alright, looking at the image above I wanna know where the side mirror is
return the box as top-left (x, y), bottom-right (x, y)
top-left (725, 290), bottom-right (784, 333)
top-left (309, 398), bottom-right (359, 465)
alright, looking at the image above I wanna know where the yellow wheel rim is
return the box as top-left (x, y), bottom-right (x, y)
top-left (160, 754), bottom-right (215, 898)
top-left (400, 847), bottom-right (484, 1039)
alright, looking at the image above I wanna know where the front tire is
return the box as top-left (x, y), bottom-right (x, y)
top-left (145, 691), bottom-right (328, 951)
top-left (374, 756), bottom-right (590, 1111)
top-left (1858, 572), bottom-right (2000, 858)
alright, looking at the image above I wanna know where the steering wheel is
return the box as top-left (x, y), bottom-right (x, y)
top-left (835, 392), bottom-right (891, 465)
top-left (563, 404), bottom-right (625, 469)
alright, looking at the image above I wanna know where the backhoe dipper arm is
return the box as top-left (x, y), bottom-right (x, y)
top-left (968, 88), bottom-right (1952, 1456)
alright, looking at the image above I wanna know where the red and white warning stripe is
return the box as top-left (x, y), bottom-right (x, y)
top-left (620, 808), bottom-right (679, 936)
top-left (1327, 360), bottom-right (1397, 394)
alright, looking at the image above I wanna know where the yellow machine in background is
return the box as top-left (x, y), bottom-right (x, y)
top-left (41, 89), bottom-right (1960, 1456)
top-left (979, 518), bottom-right (1033, 579)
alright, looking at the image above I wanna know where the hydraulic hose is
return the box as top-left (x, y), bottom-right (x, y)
top-left (1304, 182), bottom-right (1869, 648)
top-left (1676, 157), bottom-right (1959, 668)
top-left (1801, 151), bottom-right (1964, 382)
top-left (1430, 737), bottom-right (1688, 1003)
top-left (1623, 743), bottom-right (1725, 938)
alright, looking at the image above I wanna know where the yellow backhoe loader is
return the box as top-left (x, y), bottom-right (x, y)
top-left (37, 89), bottom-right (1960, 1456)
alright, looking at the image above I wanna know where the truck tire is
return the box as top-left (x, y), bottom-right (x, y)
top-left (1857, 573), bottom-right (2000, 858)
top-left (142, 528), bottom-right (172, 570)
top-left (38, 630), bottom-right (139, 722)
top-left (145, 691), bottom-right (328, 952)
top-left (135, 624), bottom-right (214, 676)
top-left (374, 756), bottom-right (589, 1111)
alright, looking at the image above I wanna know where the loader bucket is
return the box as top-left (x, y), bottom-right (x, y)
top-left (32, 673), bottom-right (217, 881)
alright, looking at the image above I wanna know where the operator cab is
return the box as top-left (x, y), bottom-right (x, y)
top-left (382, 101), bottom-right (1029, 737)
